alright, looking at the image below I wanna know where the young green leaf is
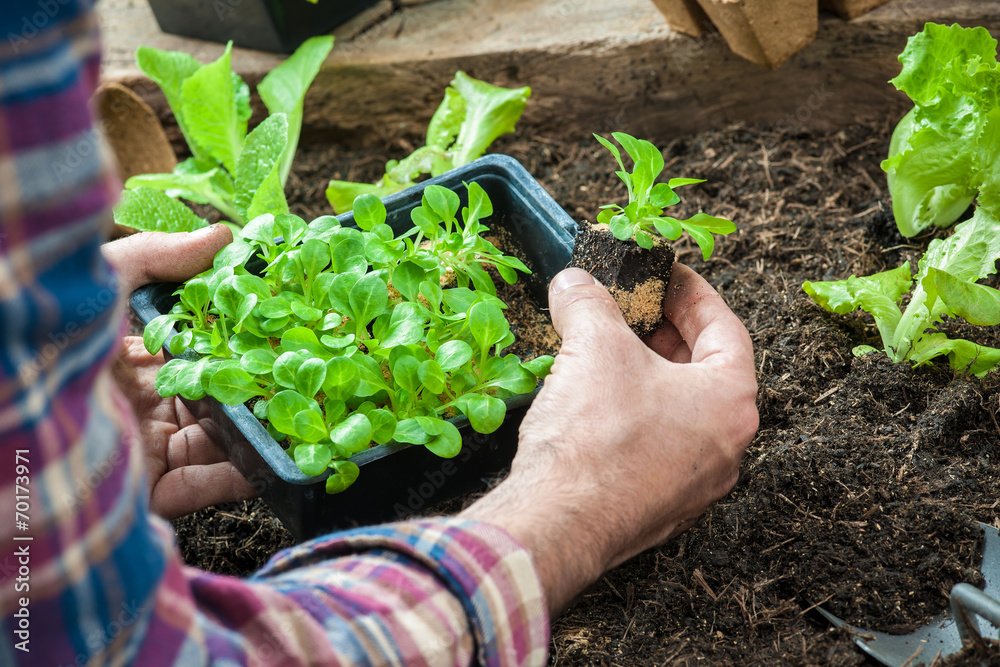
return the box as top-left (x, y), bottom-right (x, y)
top-left (293, 410), bottom-right (328, 444)
top-left (258, 35), bottom-right (334, 185)
top-left (349, 272), bottom-right (389, 329)
top-left (434, 340), bottom-right (474, 371)
top-left (180, 279), bottom-right (210, 314)
top-left (448, 72), bottom-right (531, 167)
top-left (154, 358), bottom-right (189, 397)
top-left (208, 367), bottom-right (262, 404)
top-left (325, 461), bottom-right (360, 494)
top-left (522, 355), bottom-right (555, 379)
top-left (294, 357), bottom-right (327, 398)
top-left (469, 301), bottom-right (510, 351)
top-left (114, 187), bottom-right (209, 233)
top-left (353, 193), bottom-right (388, 231)
top-left (294, 443), bottom-right (332, 476)
top-left (423, 185), bottom-right (461, 225)
top-left (136, 46), bottom-right (203, 155)
top-left (393, 418), bottom-right (430, 445)
top-left (368, 409), bottom-right (398, 445)
top-left (268, 390), bottom-right (318, 436)
top-left (234, 113), bottom-right (289, 220)
top-left (455, 393), bottom-right (506, 434)
top-left (331, 413), bottom-right (373, 456)
top-left (417, 417), bottom-right (462, 458)
top-left (924, 267), bottom-right (1000, 325)
top-left (180, 42), bottom-right (245, 174)
top-left (273, 351), bottom-right (306, 389)
top-left (326, 72), bottom-right (530, 213)
top-left (241, 348), bottom-right (277, 375)
top-left (143, 314), bottom-right (179, 354)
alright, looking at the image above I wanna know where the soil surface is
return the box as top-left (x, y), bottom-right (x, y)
top-left (168, 119), bottom-right (1000, 666)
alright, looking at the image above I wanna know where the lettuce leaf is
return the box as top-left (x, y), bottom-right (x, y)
top-left (803, 206), bottom-right (1000, 376)
top-left (124, 38), bottom-right (328, 231)
top-left (326, 72), bottom-right (530, 213)
top-left (881, 23), bottom-right (1000, 236)
top-left (258, 35), bottom-right (334, 186)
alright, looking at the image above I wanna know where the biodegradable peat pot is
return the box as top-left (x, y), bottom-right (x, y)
top-left (146, 0), bottom-right (380, 53)
top-left (819, 0), bottom-right (892, 20)
top-left (131, 155), bottom-right (576, 539)
top-left (650, 0), bottom-right (711, 38)
top-left (695, 0), bottom-right (818, 68)
top-left (569, 223), bottom-right (675, 338)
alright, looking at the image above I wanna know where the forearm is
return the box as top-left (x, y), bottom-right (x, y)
top-left (460, 458), bottom-right (608, 616)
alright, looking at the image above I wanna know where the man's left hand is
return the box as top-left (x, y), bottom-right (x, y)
top-left (103, 226), bottom-right (257, 519)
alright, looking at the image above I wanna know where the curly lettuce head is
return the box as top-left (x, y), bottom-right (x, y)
top-left (882, 23), bottom-right (1000, 237)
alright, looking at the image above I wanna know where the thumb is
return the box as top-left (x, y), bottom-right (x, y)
top-left (102, 224), bottom-right (234, 294)
top-left (548, 268), bottom-right (632, 340)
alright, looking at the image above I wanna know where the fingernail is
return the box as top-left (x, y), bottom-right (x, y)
top-left (550, 268), bottom-right (597, 294)
top-left (190, 225), bottom-right (217, 237)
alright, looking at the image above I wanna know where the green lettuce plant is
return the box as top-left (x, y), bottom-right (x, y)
top-left (882, 22), bottom-right (1000, 237)
top-left (803, 206), bottom-right (1000, 376)
top-left (114, 36), bottom-right (334, 232)
top-left (142, 184), bottom-right (553, 493)
top-left (326, 72), bottom-right (531, 213)
top-left (594, 132), bottom-right (735, 258)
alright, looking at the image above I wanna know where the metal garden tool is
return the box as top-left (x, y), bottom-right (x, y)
top-left (817, 522), bottom-right (1000, 667)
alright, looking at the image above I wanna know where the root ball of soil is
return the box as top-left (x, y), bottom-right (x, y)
top-left (569, 222), bottom-right (675, 337)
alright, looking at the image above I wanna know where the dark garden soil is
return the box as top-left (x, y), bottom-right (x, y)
top-left (168, 119), bottom-right (1000, 665)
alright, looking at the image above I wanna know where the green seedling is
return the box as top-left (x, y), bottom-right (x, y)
top-left (143, 184), bottom-right (553, 493)
top-left (594, 132), bottom-right (735, 259)
top-left (326, 72), bottom-right (531, 213)
top-left (803, 206), bottom-right (1000, 376)
top-left (114, 36), bottom-right (334, 232)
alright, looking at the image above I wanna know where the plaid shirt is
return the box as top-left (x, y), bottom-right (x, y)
top-left (0, 3), bottom-right (548, 664)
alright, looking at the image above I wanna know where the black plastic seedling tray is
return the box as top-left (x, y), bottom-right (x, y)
top-left (147, 0), bottom-right (380, 53)
top-left (131, 155), bottom-right (576, 539)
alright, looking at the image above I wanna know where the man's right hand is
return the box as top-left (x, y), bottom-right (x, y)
top-left (460, 264), bottom-right (759, 614)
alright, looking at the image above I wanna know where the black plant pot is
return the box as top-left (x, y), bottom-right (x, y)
top-left (146, 0), bottom-right (380, 53)
top-left (131, 155), bottom-right (576, 539)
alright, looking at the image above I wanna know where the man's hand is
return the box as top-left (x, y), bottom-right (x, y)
top-left (103, 226), bottom-right (256, 519)
top-left (461, 265), bottom-right (759, 614)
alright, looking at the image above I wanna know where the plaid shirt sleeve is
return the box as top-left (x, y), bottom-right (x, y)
top-left (0, 3), bottom-right (549, 665)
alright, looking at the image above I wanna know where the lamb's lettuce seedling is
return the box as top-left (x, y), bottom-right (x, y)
top-left (144, 185), bottom-right (553, 493)
top-left (803, 206), bottom-right (1000, 376)
top-left (325, 72), bottom-right (531, 213)
top-left (595, 132), bottom-right (735, 259)
top-left (115, 36), bottom-right (334, 232)
top-left (882, 23), bottom-right (1000, 237)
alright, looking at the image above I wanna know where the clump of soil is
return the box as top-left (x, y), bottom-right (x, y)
top-left (166, 118), bottom-right (1000, 666)
top-left (569, 222), bottom-right (675, 337)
